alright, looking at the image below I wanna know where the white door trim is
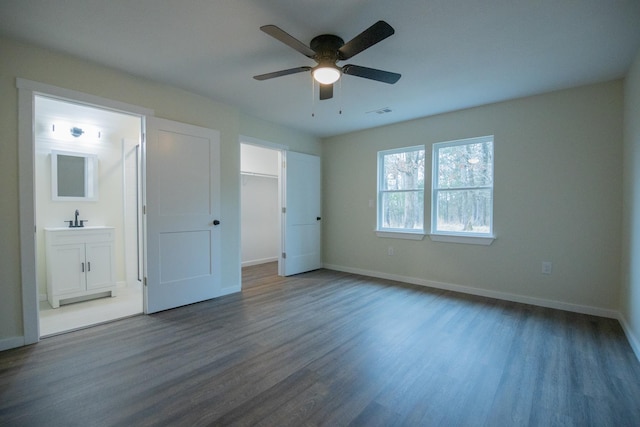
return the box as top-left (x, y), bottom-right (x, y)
top-left (239, 135), bottom-right (289, 152)
top-left (17, 78), bottom-right (153, 346)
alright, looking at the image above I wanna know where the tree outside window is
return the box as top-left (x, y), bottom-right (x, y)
top-left (377, 146), bottom-right (425, 232)
top-left (432, 136), bottom-right (494, 236)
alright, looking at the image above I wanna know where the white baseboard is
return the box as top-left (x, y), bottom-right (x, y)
top-left (242, 257), bottom-right (278, 267)
top-left (617, 314), bottom-right (640, 363)
top-left (0, 336), bottom-right (26, 352)
top-left (323, 263), bottom-right (620, 319)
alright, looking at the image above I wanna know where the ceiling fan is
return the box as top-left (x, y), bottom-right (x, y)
top-left (253, 21), bottom-right (401, 100)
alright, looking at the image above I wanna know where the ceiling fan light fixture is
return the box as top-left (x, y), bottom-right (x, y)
top-left (312, 66), bottom-right (341, 85)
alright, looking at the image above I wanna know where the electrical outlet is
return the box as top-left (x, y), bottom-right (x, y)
top-left (542, 261), bottom-right (552, 275)
top-left (387, 246), bottom-right (394, 256)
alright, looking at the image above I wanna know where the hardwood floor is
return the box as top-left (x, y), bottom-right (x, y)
top-left (2, 263), bottom-right (640, 426)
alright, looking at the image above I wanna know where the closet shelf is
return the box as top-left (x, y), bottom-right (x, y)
top-left (241, 171), bottom-right (278, 179)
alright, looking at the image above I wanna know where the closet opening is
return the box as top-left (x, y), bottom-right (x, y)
top-left (240, 142), bottom-right (283, 276)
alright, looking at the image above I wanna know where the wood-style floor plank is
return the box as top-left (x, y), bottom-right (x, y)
top-left (1, 262), bottom-right (640, 426)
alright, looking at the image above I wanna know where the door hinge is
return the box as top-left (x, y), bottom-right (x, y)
top-left (143, 277), bottom-right (148, 286)
top-left (143, 205), bottom-right (146, 215)
top-left (282, 207), bottom-right (286, 214)
top-left (282, 253), bottom-right (286, 259)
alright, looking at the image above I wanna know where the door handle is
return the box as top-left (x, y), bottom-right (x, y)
top-left (213, 220), bottom-right (221, 226)
top-left (316, 217), bottom-right (321, 221)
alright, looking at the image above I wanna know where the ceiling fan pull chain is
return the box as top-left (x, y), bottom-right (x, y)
top-left (339, 78), bottom-right (343, 115)
top-left (311, 77), bottom-right (316, 117)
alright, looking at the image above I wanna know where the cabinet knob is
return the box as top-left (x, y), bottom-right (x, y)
top-left (213, 220), bottom-right (221, 226)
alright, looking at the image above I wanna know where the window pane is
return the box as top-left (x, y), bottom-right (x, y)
top-left (382, 149), bottom-right (425, 191)
top-left (437, 141), bottom-right (493, 189)
top-left (381, 191), bottom-right (424, 230)
top-left (435, 189), bottom-right (492, 233)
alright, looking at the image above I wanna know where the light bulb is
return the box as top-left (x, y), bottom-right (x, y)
top-left (312, 66), bottom-right (341, 85)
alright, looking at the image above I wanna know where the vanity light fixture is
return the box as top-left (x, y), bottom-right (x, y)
top-left (70, 127), bottom-right (84, 138)
top-left (51, 121), bottom-right (101, 140)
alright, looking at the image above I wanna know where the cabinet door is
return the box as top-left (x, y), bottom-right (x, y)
top-left (85, 242), bottom-right (115, 290)
top-left (49, 243), bottom-right (85, 295)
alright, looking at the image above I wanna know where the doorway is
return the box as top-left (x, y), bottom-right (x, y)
top-left (239, 139), bottom-right (322, 278)
top-left (19, 79), bottom-right (228, 345)
top-left (34, 95), bottom-right (144, 336)
top-left (240, 142), bottom-right (282, 272)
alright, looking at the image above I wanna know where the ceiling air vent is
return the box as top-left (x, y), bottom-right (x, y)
top-left (367, 107), bottom-right (392, 115)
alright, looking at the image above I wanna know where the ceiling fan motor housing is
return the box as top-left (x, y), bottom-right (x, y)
top-left (310, 34), bottom-right (344, 66)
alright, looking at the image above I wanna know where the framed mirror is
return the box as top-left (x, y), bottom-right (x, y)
top-left (51, 150), bottom-right (98, 201)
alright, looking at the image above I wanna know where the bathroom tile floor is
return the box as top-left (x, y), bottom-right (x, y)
top-left (39, 286), bottom-right (143, 337)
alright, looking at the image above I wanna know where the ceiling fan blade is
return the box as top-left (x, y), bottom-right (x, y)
top-left (342, 65), bottom-right (401, 84)
top-left (338, 21), bottom-right (395, 60)
top-left (253, 66), bottom-right (312, 81)
top-left (319, 84), bottom-right (333, 100)
top-left (260, 25), bottom-right (315, 58)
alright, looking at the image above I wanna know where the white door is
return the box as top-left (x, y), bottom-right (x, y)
top-left (144, 117), bottom-right (221, 313)
top-left (282, 151), bottom-right (322, 276)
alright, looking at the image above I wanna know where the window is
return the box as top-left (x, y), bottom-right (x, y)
top-left (377, 146), bottom-right (425, 235)
top-left (431, 136), bottom-right (494, 239)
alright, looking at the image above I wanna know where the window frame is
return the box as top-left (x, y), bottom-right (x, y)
top-left (376, 145), bottom-right (426, 238)
top-left (430, 136), bottom-right (495, 243)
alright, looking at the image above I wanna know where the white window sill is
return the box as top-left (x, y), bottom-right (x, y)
top-left (428, 233), bottom-right (495, 245)
top-left (375, 230), bottom-right (425, 241)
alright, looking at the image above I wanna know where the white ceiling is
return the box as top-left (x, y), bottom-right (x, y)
top-left (2, 0), bottom-right (640, 138)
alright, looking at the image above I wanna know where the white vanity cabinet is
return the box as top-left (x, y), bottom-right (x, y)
top-left (45, 227), bottom-right (117, 308)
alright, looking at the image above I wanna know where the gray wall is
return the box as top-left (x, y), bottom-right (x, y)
top-left (323, 80), bottom-right (623, 314)
top-left (622, 48), bottom-right (640, 356)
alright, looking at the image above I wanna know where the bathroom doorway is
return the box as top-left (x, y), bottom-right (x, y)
top-left (35, 95), bottom-right (144, 336)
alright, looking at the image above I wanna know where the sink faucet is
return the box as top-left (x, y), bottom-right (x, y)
top-left (65, 210), bottom-right (87, 228)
